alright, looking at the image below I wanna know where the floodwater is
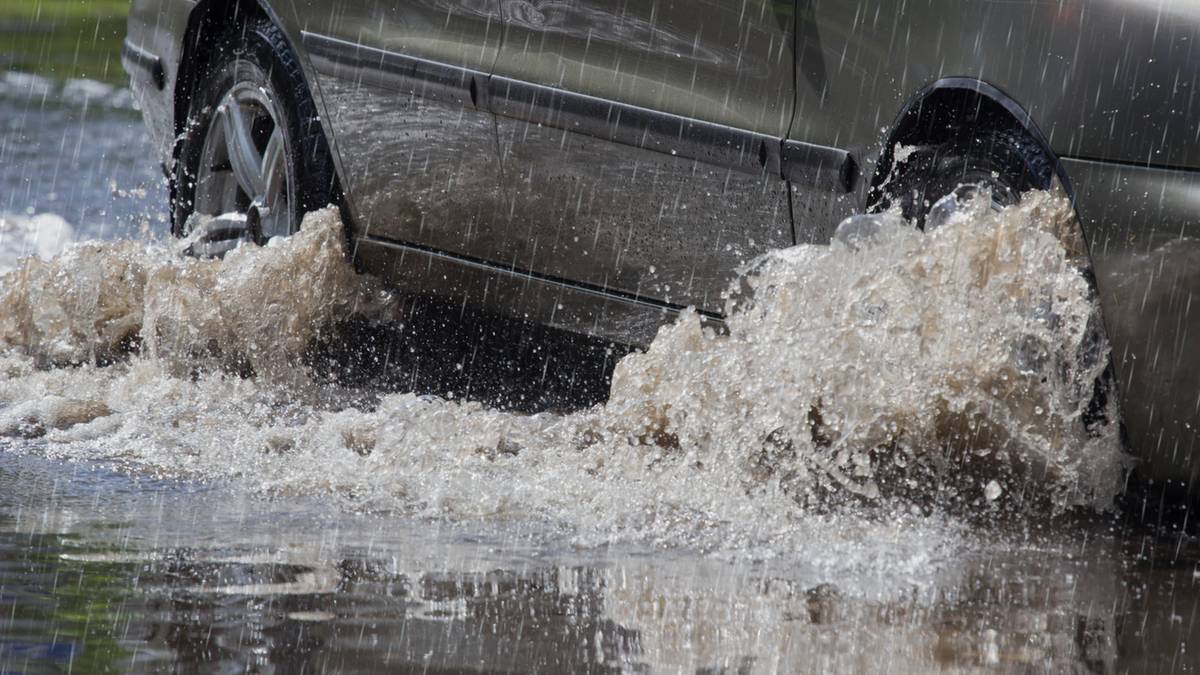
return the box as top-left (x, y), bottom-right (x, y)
top-left (2, 71), bottom-right (1200, 675)
top-left (1, 448), bottom-right (1197, 674)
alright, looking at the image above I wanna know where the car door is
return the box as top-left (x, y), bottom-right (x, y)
top-left (284, 0), bottom-right (506, 255)
top-left (485, 0), bottom-right (849, 313)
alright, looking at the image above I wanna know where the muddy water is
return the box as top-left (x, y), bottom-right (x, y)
top-left (0, 81), bottom-right (1198, 673)
top-left (1, 448), bottom-right (1195, 674)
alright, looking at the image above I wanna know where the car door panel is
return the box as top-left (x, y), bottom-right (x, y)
top-left (487, 0), bottom-right (811, 313)
top-left (495, 0), bottom-right (796, 136)
top-left (284, 0), bottom-right (506, 253)
top-left (493, 120), bottom-right (793, 310)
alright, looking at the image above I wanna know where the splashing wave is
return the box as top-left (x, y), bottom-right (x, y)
top-left (0, 193), bottom-right (1127, 557)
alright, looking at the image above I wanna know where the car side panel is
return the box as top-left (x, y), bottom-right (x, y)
top-left (495, 0), bottom-right (796, 137)
top-left (803, 1), bottom-right (1200, 181)
top-left (281, 0), bottom-right (507, 249)
top-left (484, 0), bottom-right (811, 312)
top-left (1064, 158), bottom-right (1200, 485)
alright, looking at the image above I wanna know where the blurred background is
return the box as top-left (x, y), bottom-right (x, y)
top-left (0, 0), bottom-right (167, 265)
top-left (0, 0), bottom-right (128, 82)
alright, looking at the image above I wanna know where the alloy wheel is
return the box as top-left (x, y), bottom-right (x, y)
top-left (193, 81), bottom-right (294, 243)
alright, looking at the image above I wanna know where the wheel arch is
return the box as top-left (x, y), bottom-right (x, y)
top-left (866, 77), bottom-right (1074, 212)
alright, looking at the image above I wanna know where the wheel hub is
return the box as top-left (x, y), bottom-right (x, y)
top-left (192, 80), bottom-right (294, 249)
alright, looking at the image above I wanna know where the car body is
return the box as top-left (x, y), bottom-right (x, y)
top-left (123, 0), bottom-right (1200, 488)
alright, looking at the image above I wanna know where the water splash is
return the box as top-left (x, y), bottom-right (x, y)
top-left (0, 212), bottom-right (76, 274)
top-left (0, 208), bottom-right (387, 373)
top-left (0, 192), bottom-right (1127, 559)
top-left (604, 189), bottom-right (1123, 511)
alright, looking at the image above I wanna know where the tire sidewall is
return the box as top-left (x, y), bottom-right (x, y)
top-left (881, 126), bottom-right (1055, 227)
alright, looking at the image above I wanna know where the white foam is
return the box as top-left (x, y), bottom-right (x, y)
top-left (0, 212), bottom-right (77, 274)
top-left (0, 71), bottom-right (139, 110)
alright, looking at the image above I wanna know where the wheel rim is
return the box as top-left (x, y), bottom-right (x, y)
top-left (194, 81), bottom-right (294, 242)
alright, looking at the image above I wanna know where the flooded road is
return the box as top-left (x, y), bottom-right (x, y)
top-left (0, 71), bottom-right (167, 249)
top-left (1, 63), bottom-right (1200, 675)
top-left (3, 449), bottom-right (1199, 673)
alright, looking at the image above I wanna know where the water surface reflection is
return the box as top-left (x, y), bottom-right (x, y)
top-left (1, 451), bottom-right (1197, 673)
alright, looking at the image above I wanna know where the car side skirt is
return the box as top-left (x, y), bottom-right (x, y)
top-left (354, 237), bottom-right (725, 347)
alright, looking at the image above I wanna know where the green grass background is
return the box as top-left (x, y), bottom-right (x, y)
top-left (0, 0), bottom-right (131, 83)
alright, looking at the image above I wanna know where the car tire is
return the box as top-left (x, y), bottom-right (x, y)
top-left (173, 16), bottom-right (337, 243)
top-left (878, 125), bottom-right (1056, 228)
top-left (874, 121), bottom-right (1116, 435)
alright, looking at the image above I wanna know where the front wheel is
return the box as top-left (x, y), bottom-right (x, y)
top-left (173, 17), bottom-right (337, 249)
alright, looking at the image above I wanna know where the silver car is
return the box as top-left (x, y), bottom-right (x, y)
top-left (122, 1), bottom-right (1200, 488)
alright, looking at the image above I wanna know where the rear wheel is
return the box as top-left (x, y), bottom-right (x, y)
top-left (870, 118), bottom-right (1115, 434)
top-left (873, 125), bottom-right (1055, 228)
top-left (173, 17), bottom-right (336, 249)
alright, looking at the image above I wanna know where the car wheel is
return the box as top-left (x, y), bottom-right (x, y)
top-left (874, 122), bottom-right (1116, 434)
top-left (879, 125), bottom-right (1056, 228)
top-left (173, 17), bottom-right (337, 249)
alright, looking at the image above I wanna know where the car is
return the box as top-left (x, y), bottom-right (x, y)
top-left (122, 0), bottom-right (1199, 490)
